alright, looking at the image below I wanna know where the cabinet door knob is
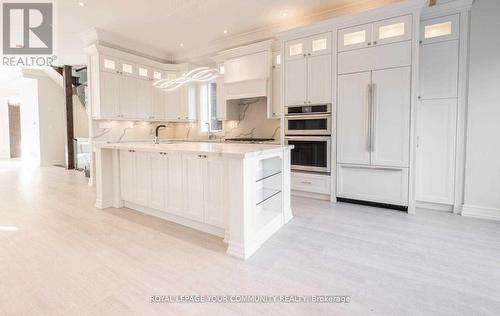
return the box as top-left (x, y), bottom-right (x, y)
top-left (367, 42), bottom-right (372, 46)
top-left (373, 41), bottom-right (378, 45)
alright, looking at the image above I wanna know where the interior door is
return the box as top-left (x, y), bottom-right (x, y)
top-left (337, 71), bottom-right (372, 165)
top-left (307, 54), bottom-right (332, 105)
top-left (119, 76), bottom-right (137, 118)
top-left (119, 150), bottom-right (136, 202)
top-left (182, 155), bottom-right (205, 222)
top-left (416, 99), bottom-right (457, 204)
top-left (150, 152), bottom-right (165, 210)
top-left (285, 58), bottom-right (307, 106)
top-left (371, 67), bottom-right (411, 167)
top-left (100, 71), bottom-right (119, 117)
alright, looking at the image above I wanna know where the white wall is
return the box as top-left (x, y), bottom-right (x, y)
top-left (21, 72), bottom-right (67, 166)
top-left (0, 96), bottom-right (10, 158)
top-left (17, 78), bottom-right (41, 164)
top-left (463, 0), bottom-right (500, 219)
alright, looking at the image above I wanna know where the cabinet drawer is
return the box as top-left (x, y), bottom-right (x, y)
top-left (292, 172), bottom-right (331, 195)
top-left (338, 41), bottom-right (411, 74)
top-left (337, 164), bottom-right (408, 206)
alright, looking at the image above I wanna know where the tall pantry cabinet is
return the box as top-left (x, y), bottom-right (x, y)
top-left (415, 9), bottom-right (469, 211)
top-left (336, 15), bottom-right (414, 208)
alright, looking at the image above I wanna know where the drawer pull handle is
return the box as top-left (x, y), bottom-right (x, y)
top-left (301, 181), bottom-right (312, 185)
top-left (198, 155), bottom-right (207, 158)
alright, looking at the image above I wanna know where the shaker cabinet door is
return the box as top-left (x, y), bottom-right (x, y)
top-left (182, 155), bottom-right (205, 222)
top-left (370, 67), bottom-right (411, 167)
top-left (119, 150), bottom-right (136, 202)
top-left (337, 71), bottom-right (372, 165)
top-left (285, 58), bottom-right (307, 106)
top-left (307, 54), bottom-right (332, 105)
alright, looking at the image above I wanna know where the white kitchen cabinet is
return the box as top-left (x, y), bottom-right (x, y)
top-left (371, 67), bottom-right (411, 167)
top-left (150, 152), bottom-right (165, 210)
top-left (204, 157), bottom-right (228, 228)
top-left (338, 40), bottom-right (411, 74)
top-left (99, 71), bottom-right (120, 118)
top-left (119, 150), bottom-right (136, 202)
top-left (419, 38), bottom-right (459, 100)
top-left (270, 51), bottom-right (282, 119)
top-left (307, 54), bottom-right (332, 105)
top-left (134, 151), bottom-right (151, 206)
top-left (337, 71), bottom-right (372, 165)
top-left (420, 14), bottom-right (459, 45)
top-left (119, 75), bottom-right (138, 118)
top-left (338, 23), bottom-right (373, 52)
top-left (151, 86), bottom-right (166, 120)
top-left (416, 99), bottom-right (457, 204)
top-left (338, 15), bottom-right (412, 52)
top-left (136, 78), bottom-right (152, 119)
top-left (166, 153), bottom-right (184, 215)
top-left (284, 32), bottom-right (332, 106)
top-left (291, 172), bottom-right (331, 195)
top-left (337, 165), bottom-right (409, 206)
top-left (182, 154), bottom-right (205, 222)
top-left (373, 15), bottom-right (412, 46)
top-left (416, 13), bottom-right (462, 207)
top-left (284, 58), bottom-right (307, 106)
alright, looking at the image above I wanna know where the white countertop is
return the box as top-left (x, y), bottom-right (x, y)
top-left (96, 141), bottom-right (292, 159)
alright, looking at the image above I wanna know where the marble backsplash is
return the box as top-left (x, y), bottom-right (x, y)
top-left (91, 98), bottom-right (280, 143)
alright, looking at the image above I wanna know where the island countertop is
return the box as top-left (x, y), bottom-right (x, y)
top-left (95, 141), bottom-right (293, 159)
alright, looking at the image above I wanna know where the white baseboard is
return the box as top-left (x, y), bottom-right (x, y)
top-left (462, 205), bottom-right (500, 221)
top-left (416, 200), bottom-right (453, 212)
top-left (292, 190), bottom-right (330, 201)
top-left (124, 201), bottom-right (226, 238)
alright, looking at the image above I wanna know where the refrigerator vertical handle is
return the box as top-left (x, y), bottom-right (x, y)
top-left (367, 84), bottom-right (372, 152)
top-left (371, 83), bottom-right (376, 152)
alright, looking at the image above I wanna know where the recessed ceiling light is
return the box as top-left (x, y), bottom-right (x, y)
top-left (223, 30), bottom-right (228, 34)
top-left (78, 1), bottom-right (86, 7)
top-left (180, 42), bottom-right (184, 48)
top-left (281, 12), bottom-right (288, 17)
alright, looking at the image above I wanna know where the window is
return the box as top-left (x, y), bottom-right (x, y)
top-left (199, 81), bottom-right (222, 133)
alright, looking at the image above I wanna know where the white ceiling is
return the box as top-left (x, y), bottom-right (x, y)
top-left (57, 0), bottom-right (401, 65)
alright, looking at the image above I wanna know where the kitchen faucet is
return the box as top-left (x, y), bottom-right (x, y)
top-left (205, 122), bottom-right (216, 140)
top-left (153, 125), bottom-right (166, 144)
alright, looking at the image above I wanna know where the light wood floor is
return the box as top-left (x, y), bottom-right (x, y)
top-left (1, 160), bottom-right (500, 316)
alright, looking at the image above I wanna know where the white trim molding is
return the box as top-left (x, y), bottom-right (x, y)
top-left (462, 205), bottom-right (500, 221)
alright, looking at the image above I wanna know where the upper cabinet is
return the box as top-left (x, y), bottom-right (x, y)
top-left (89, 49), bottom-right (196, 122)
top-left (338, 15), bottom-right (412, 52)
top-left (420, 14), bottom-right (459, 45)
top-left (284, 32), bottom-right (332, 106)
top-left (271, 51), bottom-right (282, 118)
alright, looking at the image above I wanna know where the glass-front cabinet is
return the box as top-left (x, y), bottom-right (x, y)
top-left (338, 14), bottom-right (412, 52)
top-left (420, 14), bottom-right (459, 45)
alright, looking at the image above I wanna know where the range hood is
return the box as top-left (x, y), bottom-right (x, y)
top-left (214, 41), bottom-right (272, 101)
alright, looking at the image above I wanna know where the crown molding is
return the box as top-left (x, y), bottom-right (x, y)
top-left (80, 27), bottom-right (174, 64)
top-left (173, 0), bottom-right (403, 63)
top-left (421, 0), bottom-right (473, 19)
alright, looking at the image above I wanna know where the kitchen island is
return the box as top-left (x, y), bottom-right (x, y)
top-left (94, 141), bottom-right (292, 259)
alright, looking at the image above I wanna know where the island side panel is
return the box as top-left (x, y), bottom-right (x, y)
top-left (95, 148), bottom-right (119, 209)
top-left (283, 148), bottom-right (293, 223)
top-left (226, 157), bottom-right (257, 259)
